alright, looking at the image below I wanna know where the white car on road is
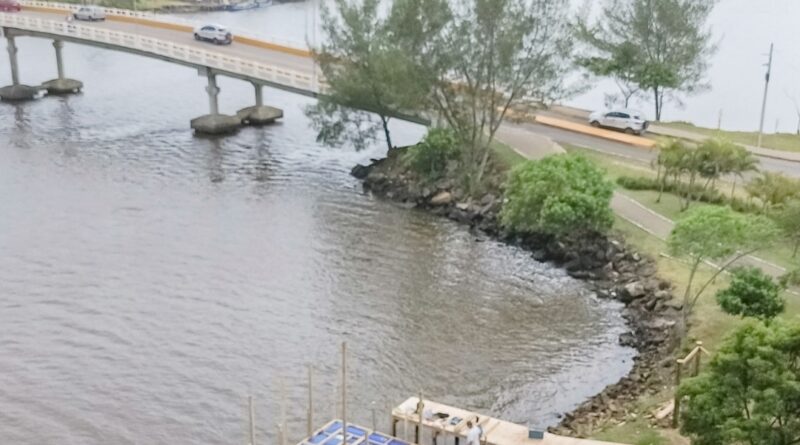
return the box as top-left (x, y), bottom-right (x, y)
top-left (73, 6), bottom-right (106, 21)
top-left (193, 24), bottom-right (233, 45)
top-left (588, 109), bottom-right (649, 135)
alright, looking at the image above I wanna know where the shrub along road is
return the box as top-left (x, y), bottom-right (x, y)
top-left (497, 122), bottom-right (791, 283)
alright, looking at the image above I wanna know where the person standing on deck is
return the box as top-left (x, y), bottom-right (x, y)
top-left (465, 420), bottom-right (481, 445)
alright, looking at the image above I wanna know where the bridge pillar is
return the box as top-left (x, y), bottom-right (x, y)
top-left (236, 81), bottom-right (283, 126)
top-left (191, 68), bottom-right (241, 135)
top-left (7, 35), bottom-right (19, 86)
top-left (54, 40), bottom-right (65, 79)
top-left (0, 34), bottom-right (40, 101)
top-left (206, 71), bottom-right (220, 115)
top-left (254, 82), bottom-right (263, 107)
top-left (41, 40), bottom-right (83, 95)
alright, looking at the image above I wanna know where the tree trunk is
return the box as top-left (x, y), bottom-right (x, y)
top-left (380, 116), bottom-right (393, 152)
top-left (653, 87), bottom-right (662, 121)
top-left (794, 240), bottom-right (799, 258)
top-left (683, 258), bottom-right (701, 322)
top-left (657, 173), bottom-right (666, 203)
top-left (731, 177), bottom-right (737, 200)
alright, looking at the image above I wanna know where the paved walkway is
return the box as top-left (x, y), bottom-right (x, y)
top-left (499, 122), bottom-right (790, 283)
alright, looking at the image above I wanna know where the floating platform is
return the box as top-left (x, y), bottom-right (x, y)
top-left (300, 420), bottom-right (413, 445)
top-left (391, 397), bottom-right (627, 445)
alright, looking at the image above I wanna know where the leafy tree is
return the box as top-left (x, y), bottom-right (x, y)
top-left (774, 199), bottom-right (800, 258)
top-left (729, 145), bottom-right (759, 199)
top-left (405, 128), bottom-right (460, 179)
top-left (577, 41), bottom-right (642, 107)
top-left (715, 267), bottom-right (785, 321)
top-left (306, 0), bottom-right (430, 151)
top-left (425, 0), bottom-right (575, 193)
top-left (500, 154), bottom-right (614, 236)
top-left (575, 0), bottom-right (717, 121)
top-left (746, 172), bottom-right (800, 212)
top-left (679, 320), bottom-right (800, 445)
top-left (654, 138), bottom-right (690, 203)
top-left (667, 206), bottom-right (780, 320)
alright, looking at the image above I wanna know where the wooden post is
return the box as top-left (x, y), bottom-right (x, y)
top-left (308, 365), bottom-right (314, 437)
top-left (249, 396), bottom-right (256, 445)
top-left (693, 341), bottom-right (703, 377)
top-left (371, 401), bottom-right (377, 432)
top-left (416, 392), bottom-right (424, 444)
top-left (342, 342), bottom-right (348, 443)
top-left (672, 359), bottom-right (684, 428)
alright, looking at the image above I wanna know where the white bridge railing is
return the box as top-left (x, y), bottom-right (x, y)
top-left (0, 13), bottom-right (324, 94)
top-left (18, 0), bottom-right (309, 51)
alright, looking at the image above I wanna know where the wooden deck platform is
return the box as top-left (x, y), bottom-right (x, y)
top-left (391, 398), bottom-right (628, 445)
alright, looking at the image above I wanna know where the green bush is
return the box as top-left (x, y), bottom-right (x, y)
top-left (501, 154), bottom-right (614, 236)
top-left (715, 267), bottom-right (785, 321)
top-left (405, 128), bottom-right (460, 179)
top-left (615, 175), bottom-right (761, 213)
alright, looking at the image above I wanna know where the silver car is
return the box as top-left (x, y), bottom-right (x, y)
top-left (193, 24), bottom-right (233, 45)
top-left (73, 6), bottom-right (106, 21)
top-left (588, 109), bottom-right (649, 135)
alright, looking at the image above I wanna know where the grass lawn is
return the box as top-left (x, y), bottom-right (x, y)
top-left (659, 121), bottom-right (800, 153)
top-left (490, 139), bottom-right (526, 170)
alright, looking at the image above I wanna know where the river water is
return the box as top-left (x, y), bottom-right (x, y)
top-left (0, 3), bottom-right (634, 444)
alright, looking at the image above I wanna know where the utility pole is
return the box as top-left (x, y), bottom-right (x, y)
top-left (757, 43), bottom-right (774, 148)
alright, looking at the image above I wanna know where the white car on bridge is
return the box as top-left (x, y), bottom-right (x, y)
top-left (193, 24), bottom-right (233, 45)
top-left (588, 109), bottom-right (649, 135)
top-left (73, 6), bottom-right (106, 21)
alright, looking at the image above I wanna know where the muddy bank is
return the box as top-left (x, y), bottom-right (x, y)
top-left (352, 147), bottom-right (684, 436)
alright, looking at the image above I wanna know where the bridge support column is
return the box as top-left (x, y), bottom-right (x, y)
top-left (206, 71), bottom-right (220, 115)
top-left (236, 81), bottom-right (283, 126)
top-left (190, 68), bottom-right (241, 135)
top-left (0, 34), bottom-right (40, 101)
top-left (41, 40), bottom-right (83, 95)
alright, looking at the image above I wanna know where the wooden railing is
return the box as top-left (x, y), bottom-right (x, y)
top-left (672, 340), bottom-right (709, 427)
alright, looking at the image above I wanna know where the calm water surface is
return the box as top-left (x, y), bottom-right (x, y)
top-left (0, 5), bottom-right (634, 444)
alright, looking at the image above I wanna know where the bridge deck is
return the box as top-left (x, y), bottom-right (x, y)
top-left (1, 3), bottom-right (322, 95)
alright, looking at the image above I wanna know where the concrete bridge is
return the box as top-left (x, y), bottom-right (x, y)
top-left (0, 1), bottom-right (323, 133)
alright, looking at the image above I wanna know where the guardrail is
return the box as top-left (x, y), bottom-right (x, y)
top-left (0, 13), bottom-right (324, 93)
top-left (17, 0), bottom-right (309, 52)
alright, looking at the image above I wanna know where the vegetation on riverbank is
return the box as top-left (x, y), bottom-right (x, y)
top-left (552, 143), bottom-right (800, 445)
top-left (660, 121), bottom-right (800, 153)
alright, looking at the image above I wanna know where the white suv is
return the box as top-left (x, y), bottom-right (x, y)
top-left (193, 24), bottom-right (233, 45)
top-left (73, 6), bottom-right (106, 21)
top-left (588, 109), bottom-right (649, 135)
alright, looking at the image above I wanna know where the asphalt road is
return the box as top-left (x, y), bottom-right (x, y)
top-left (520, 121), bottom-right (800, 178)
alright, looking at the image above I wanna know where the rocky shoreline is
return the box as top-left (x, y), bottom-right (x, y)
top-left (352, 148), bottom-right (684, 436)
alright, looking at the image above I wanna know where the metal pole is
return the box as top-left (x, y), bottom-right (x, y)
top-left (757, 43), bottom-right (774, 148)
top-left (249, 396), bottom-right (256, 445)
top-left (7, 35), bottom-right (19, 86)
top-left (308, 365), bottom-right (314, 437)
top-left (342, 342), bottom-right (347, 442)
top-left (672, 359), bottom-right (683, 428)
top-left (53, 40), bottom-right (65, 80)
top-left (206, 71), bottom-right (219, 115)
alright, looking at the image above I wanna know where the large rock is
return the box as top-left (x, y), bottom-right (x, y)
top-left (351, 164), bottom-right (371, 179)
top-left (621, 281), bottom-right (647, 302)
top-left (430, 191), bottom-right (453, 206)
